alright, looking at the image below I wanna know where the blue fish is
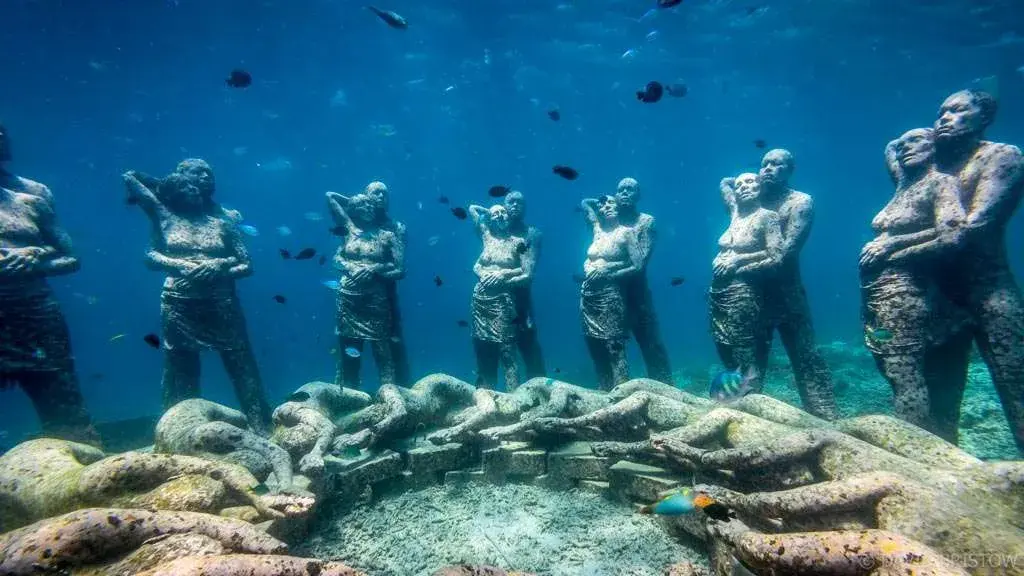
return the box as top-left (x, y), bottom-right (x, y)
top-left (344, 346), bottom-right (361, 358)
top-left (709, 367), bottom-right (756, 401)
top-left (237, 224), bottom-right (260, 237)
top-left (638, 488), bottom-right (733, 521)
top-left (321, 279), bottom-right (341, 290)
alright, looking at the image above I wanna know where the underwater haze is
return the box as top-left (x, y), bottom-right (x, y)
top-left (1, 0), bottom-right (1022, 439)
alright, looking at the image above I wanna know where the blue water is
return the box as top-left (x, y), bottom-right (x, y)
top-left (2, 0), bottom-right (1022, 438)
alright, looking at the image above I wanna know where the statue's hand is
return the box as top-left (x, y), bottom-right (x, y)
top-left (719, 177), bottom-right (736, 193)
top-left (298, 453), bottom-right (325, 477)
top-left (859, 239), bottom-right (892, 269)
top-left (533, 417), bottom-right (569, 433)
top-left (712, 254), bottom-right (737, 279)
top-left (258, 493), bottom-right (316, 518)
top-left (0, 247), bottom-right (44, 276)
top-left (186, 259), bottom-right (227, 282)
top-left (348, 267), bottom-right (374, 283)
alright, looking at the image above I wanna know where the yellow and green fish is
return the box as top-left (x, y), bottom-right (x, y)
top-left (637, 487), bottom-right (733, 521)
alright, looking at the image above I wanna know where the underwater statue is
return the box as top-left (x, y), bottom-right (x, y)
top-left (327, 187), bottom-right (406, 389)
top-left (709, 173), bottom-right (781, 391)
top-left (123, 159), bottom-right (272, 434)
top-left (469, 203), bottom-right (529, 390)
top-left (579, 195), bottom-right (640, 390)
top-left (613, 178), bottom-right (674, 385)
top-left (0, 123), bottom-right (99, 446)
top-left (721, 150), bottom-right (838, 420)
top-left (504, 190), bottom-right (547, 378)
top-left (861, 128), bottom-right (968, 437)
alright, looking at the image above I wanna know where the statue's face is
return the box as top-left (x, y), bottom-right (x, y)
top-left (504, 191), bottom-right (525, 221)
top-left (364, 181), bottom-right (388, 216)
top-left (176, 160), bottom-right (215, 199)
top-left (759, 150), bottom-right (793, 186)
top-left (599, 195), bottom-right (619, 220)
top-left (0, 124), bottom-right (10, 163)
top-left (615, 179), bottom-right (639, 209)
top-left (734, 173), bottom-right (761, 203)
top-left (350, 194), bottom-right (376, 224)
top-left (489, 205), bottom-right (509, 231)
top-left (935, 91), bottom-right (985, 142)
top-left (896, 128), bottom-right (935, 170)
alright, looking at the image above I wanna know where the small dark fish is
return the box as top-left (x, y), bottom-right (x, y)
top-left (451, 207), bottom-right (468, 220)
top-left (670, 276), bottom-right (686, 287)
top-left (272, 294), bottom-right (287, 304)
top-left (434, 275), bottom-right (444, 287)
top-left (252, 483), bottom-right (271, 496)
top-left (554, 367), bottom-right (561, 374)
top-left (294, 248), bottom-right (317, 260)
top-left (279, 249), bottom-right (292, 260)
top-left (658, 0), bottom-right (683, 7)
top-left (143, 333), bottom-right (161, 349)
top-left (637, 81), bottom-right (664, 103)
top-left (666, 83), bottom-right (688, 98)
top-left (547, 109), bottom-right (561, 121)
top-left (125, 196), bottom-right (139, 206)
top-left (488, 185), bottom-right (511, 198)
top-left (367, 5), bottom-right (408, 29)
top-left (225, 69), bottom-right (252, 88)
top-left (438, 196), bottom-right (450, 205)
top-left (319, 255), bottom-right (327, 265)
top-left (753, 139), bottom-right (767, 149)
top-left (553, 165), bottom-right (579, 180)
top-left (329, 226), bottom-right (347, 236)
top-left (457, 320), bottom-right (469, 328)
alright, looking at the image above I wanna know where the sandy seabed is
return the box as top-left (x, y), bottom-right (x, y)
top-left (298, 482), bottom-right (706, 576)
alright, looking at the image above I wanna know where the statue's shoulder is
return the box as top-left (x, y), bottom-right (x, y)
top-left (783, 189), bottom-right (813, 213)
top-left (14, 176), bottom-right (54, 202)
top-left (978, 141), bottom-right (1023, 166)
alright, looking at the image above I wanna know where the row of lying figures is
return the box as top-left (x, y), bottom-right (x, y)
top-left (2, 374), bottom-right (1023, 575)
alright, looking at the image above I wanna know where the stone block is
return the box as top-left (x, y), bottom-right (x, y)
top-left (327, 450), bottom-right (403, 498)
top-left (482, 441), bottom-right (532, 480)
top-left (547, 442), bottom-right (610, 483)
top-left (444, 469), bottom-right (487, 485)
top-left (608, 460), bottom-right (683, 501)
top-left (578, 480), bottom-right (611, 496)
top-left (406, 442), bottom-right (474, 477)
top-left (508, 449), bottom-right (546, 477)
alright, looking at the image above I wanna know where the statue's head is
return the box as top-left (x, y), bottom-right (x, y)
top-left (488, 204), bottom-right (509, 232)
top-left (935, 90), bottom-right (997, 143)
top-left (598, 194), bottom-right (620, 221)
top-left (504, 190), bottom-right (526, 222)
top-left (349, 193), bottom-right (376, 225)
top-left (615, 177), bottom-right (640, 209)
top-left (173, 158), bottom-right (216, 206)
top-left (364, 181), bottom-right (389, 217)
top-left (734, 172), bottom-right (761, 205)
top-left (759, 149), bottom-right (794, 187)
top-left (894, 128), bottom-right (936, 171)
top-left (0, 122), bottom-right (11, 163)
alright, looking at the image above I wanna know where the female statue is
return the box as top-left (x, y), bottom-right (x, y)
top-left (326, 186), bottom-right (405, 389)
top-left (469, 204), bottom-right (530, 390)
top-left (123, 159), bottom-right (271, 434)
top-left (709, 173), bottom-right (782, 387)
top-left (579, 195), bottom-right (641, 390)
top-left (861, 128), bottom-right (967, 437)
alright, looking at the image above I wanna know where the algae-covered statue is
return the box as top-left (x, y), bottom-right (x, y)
top-left (469, 203), bottom-right (530, 390)
top-left (721, 150), bottom-right (838, 420)
top-left (888, 89), bottom-right (1024, 453)
top-left (861, 128), bottom-right (968, 437)
top-left (709, 173), bottom-right (781, 389)
top-left (613, 178), bottom-right (674, 385)
top-left (327, 186), bottom-right (406, 389)
top-left (124, 160), bottom-right (272, 434)
top-left (504, 190), bottom-right (547, 379)
top-left (579, 195), bottom-right (639, 390)
top-left (365, 181), bottom-right (412, 385)
top-left (0, 122), bottom-right (99, 446)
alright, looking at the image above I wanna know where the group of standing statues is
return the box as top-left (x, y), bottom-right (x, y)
top-left (0, 88), bottom-right (1021, 455)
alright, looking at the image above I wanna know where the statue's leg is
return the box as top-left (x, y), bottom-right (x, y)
top-left (19, 369), bottom-right (100, 447)
top-left (500, 342), bottom-right (519, 391)
top-left (585, 335), bottom-right (614, 390)
top-left (923, 330), bottom-right (972, 444)
top-left (220, 344), bottom-right (272, 437)
top-left (163, 348), bottom-right (200, 409)
top-left (873, 353), bottom-right (931, 432)
top-left (608, 340), bottom-right (629, 389)
top-left (972, 274), bottom-right (1024, 453)
top-left (386, 281), bottom-right (411, 386)
top-left (776, 284), bottom-right (838, 420)
top-left (515, 288), bottom-right (547, 378)
top-left (628, 278), bottom-right (674, 384)
top-left (338, 338), bottom-right (364, 390)
top-left (715, 471), bottom-right (901, 519)
top-left (370, 339), bottom-right (396, 388)
top-left (473, 338), bottom-right (499, 389)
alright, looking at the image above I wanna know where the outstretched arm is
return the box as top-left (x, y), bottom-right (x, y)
top-left (123, 171), bottom-right (166, 225)
top-left (326, 192), bottom-right (356, 235)
top-left (505, 228), bottom-right (541, 286)
top-left (223, 222), bottom-right (253, 279)
top-left (735, 212), bottom-right (783, 275)
top-left (884, 139), bottom-right (903, 187)
top-left (778, 195), bottom-right (813, 265)
top-left (720, 177), bottom-right (737, 218)
top-left (888, 176), bottom-right (967, 263)
top-left (378, 222), bottom-right (406, 280)
top-left (633, 214), bottom-right (656, 270)
top-left (959, 144), bottom-right (1024, 240)
top-left (34, 197), bottom-right (80, 277)
top-left (468, 204), bottom-right (489, 236)
top-left (607, 230), bottom-right (644, 280)
top-left (580, 198), bottom-right (600, 227)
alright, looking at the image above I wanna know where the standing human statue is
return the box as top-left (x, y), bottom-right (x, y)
top-left (720, 150), bottom-right (838, 420)
top-left (503, 190), bottom-right (546, 378)
top-left (709, 173), bottom-right (782, 387)
top-left (861, 128), bottom-right (968, 437)
top-left (326, 185), bottom-right (405, 389)
top-left (887, 89), bottom-right (1024, 451)
top-left (468, 203), bottom-right (529, 390)
top-left (579, 195), bottom-right (641, 390)
top-left (0, 123), bottom-right (99, 445)
top-left (123, 159), bottom-right (272, 435)
top-left (614, 178), bottom-right (674, 384)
